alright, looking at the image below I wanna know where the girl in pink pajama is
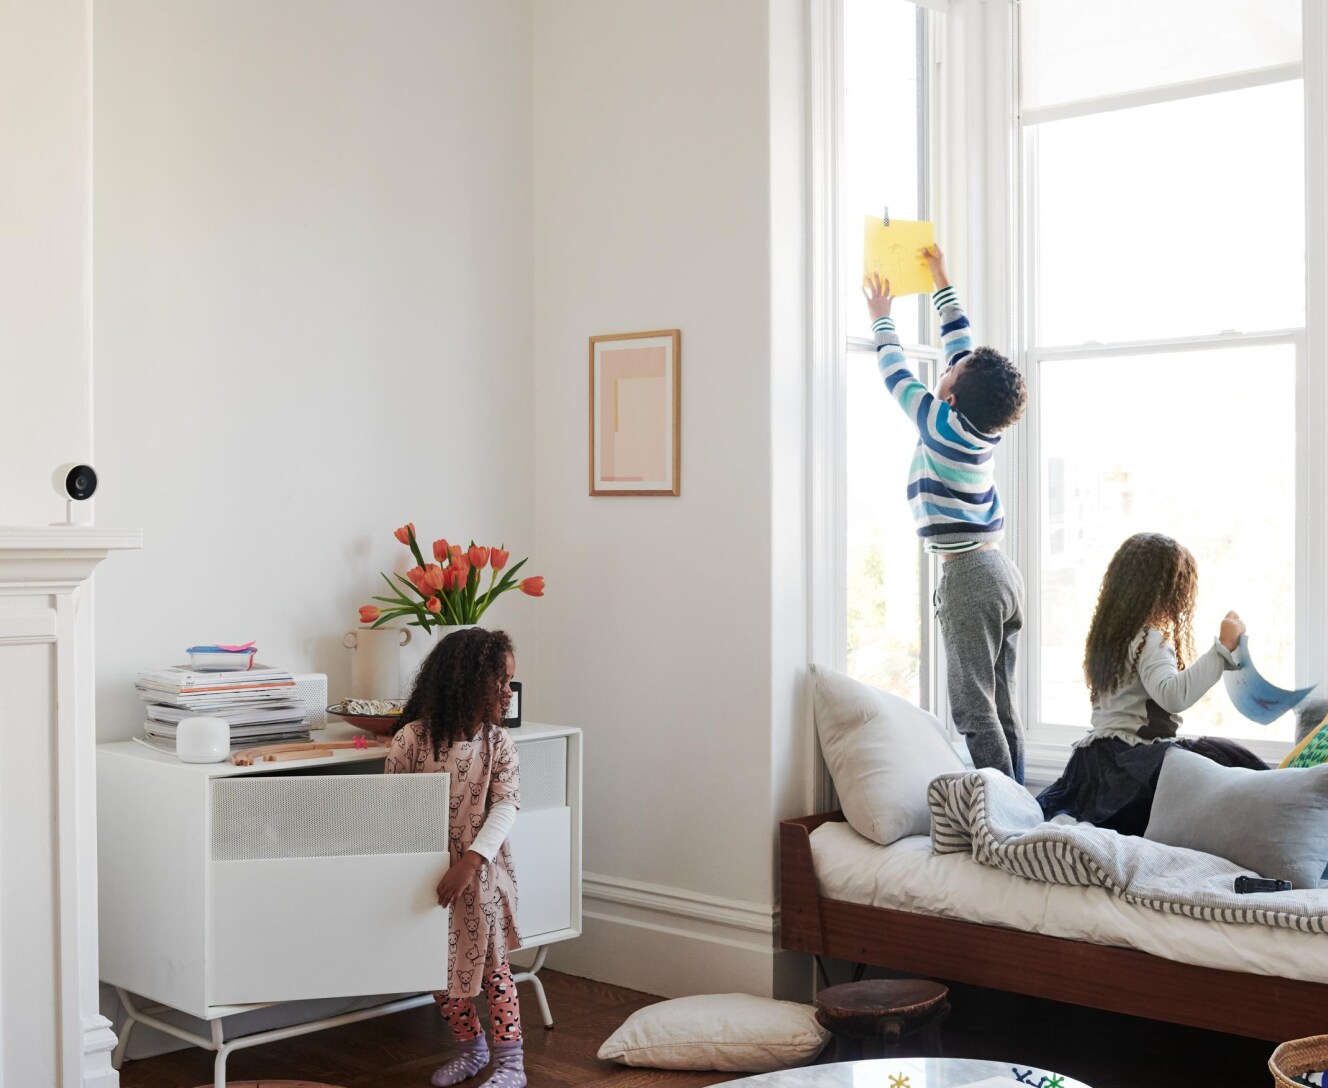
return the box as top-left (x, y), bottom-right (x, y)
top-left (386, 627), bottom-right (525, 1088)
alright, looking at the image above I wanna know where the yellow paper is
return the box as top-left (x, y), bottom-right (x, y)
top-left (862, 216), bottom-right (935, 297)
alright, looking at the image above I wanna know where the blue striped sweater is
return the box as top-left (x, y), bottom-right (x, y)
top-left (872, 286), bottom-right (1003, 553)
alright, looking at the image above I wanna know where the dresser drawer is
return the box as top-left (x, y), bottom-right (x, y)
top-left (208, 774), bottom-right (450, 1006)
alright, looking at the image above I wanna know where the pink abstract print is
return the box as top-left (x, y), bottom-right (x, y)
top-left (599, 345), bottom-right (668, 482)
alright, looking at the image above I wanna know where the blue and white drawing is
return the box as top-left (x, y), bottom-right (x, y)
top-left (1223, 634), bottom-right (1316, 725)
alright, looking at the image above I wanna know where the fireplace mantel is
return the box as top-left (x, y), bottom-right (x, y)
top-left (0, 525), bottom-right (141, 1087)
top-left (0, 527), bottom-right (144, 586)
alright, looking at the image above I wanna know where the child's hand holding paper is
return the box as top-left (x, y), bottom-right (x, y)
top-left (863, 215), bottom-right (935, 296)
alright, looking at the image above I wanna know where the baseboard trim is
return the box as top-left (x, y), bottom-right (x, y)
top-left (543, 872), bottom-right (793, 998)
top-left (583, 872), bottom-right (775, 939)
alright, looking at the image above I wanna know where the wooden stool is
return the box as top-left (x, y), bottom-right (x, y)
top-left (814, 979), bottom-right (950, 1061)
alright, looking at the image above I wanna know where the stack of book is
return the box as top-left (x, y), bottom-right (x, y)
top-left (136, 664), bottom-right (310, 751)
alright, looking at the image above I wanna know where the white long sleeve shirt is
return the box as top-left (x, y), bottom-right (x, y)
top-left (1078, 627), bottom-right (1239, 748)
top-left (468, 800), bottom-right (517, 861)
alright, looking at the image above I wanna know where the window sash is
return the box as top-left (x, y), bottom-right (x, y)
top-left (1015, 6), bottom-right (1320, 758)
top-left (1018, 329), bottom-right (1305, 759)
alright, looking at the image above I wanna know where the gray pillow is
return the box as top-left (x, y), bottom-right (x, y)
top-left (810, 663), bottom-right (964, 845)
top-left (1144, 747), bottom-right (1328, 889)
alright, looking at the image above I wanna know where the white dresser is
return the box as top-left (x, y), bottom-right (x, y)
top-left (97, 721), bottom-right (581, 1087)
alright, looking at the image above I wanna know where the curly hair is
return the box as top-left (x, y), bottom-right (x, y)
top-left (398, 627), bottom-right (514, 758)
top-left (1083, 533), bottom-right (1197, 703)
top-left (950, 347), bottom-right (1028, 434)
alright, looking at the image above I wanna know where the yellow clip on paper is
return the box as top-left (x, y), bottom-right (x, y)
top-left (863, 216), bottom-right (935, 297)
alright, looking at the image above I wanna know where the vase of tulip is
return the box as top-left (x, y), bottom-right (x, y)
top-left (356, 523), bottom-right (545, 694)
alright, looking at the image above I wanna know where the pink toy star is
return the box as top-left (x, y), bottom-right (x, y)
top-left (352, 735), bottom-right (368, 750)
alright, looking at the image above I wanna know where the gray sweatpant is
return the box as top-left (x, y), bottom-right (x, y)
top-left (935, 547), bottom-right (1025, 783)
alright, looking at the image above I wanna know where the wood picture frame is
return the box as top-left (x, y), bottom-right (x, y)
top-left (589, 329), bottom-right (680, 496)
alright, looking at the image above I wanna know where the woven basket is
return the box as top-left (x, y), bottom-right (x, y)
top-left (1270, 1035), bottom-right (1328, 1088)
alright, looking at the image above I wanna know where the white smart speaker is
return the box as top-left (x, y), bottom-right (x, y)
top-left (176, 716), bottom-right (230, 763)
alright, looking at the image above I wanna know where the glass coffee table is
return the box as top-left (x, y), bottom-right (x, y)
top-left (726, 1057), bottom-right (1092, 1087)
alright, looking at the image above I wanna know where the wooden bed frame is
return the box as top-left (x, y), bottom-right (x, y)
top-left (780, 811), bottom-right (1328, 1042)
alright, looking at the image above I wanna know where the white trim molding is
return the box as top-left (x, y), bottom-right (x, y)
top-left (540, 872), bottom-right (785, 1000)
top-left (0, 527), bottom-right (141, 1087)
top-left (1303, 0), bottom-right (1328, 689)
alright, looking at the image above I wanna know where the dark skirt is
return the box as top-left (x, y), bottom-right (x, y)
top-left (1036, 734), bottom-right (1267, 838)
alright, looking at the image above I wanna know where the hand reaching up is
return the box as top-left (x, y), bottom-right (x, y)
top-left (922, 244), bottom-right (949, 290)
top-left (1220, 611), bottom-right (1246, 653)
top-left (863, 272), bottom-right (894, 322)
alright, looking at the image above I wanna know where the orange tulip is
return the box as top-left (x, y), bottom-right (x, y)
top-left (491, 547), bottom-right (510, 571)
top-left (442, 567), bottom-right (461, 592)
top-left (468, 545), bottom-right (490, 569)
top-left (432, 538), bottom-right (450, 563)
top-left (426, 596), bottom-right (442, 614)
top-left (406, 566), bottom-right (426, 590)
top-left (423, 564), bottom-right (445, 591)
top-left (394, 523), bottom-right (415, 545)
top-left (449, 544), bottom-right (464, 565)
top-left (519, 576), bottom-right (545, 597)
top-left (358, 605), bottom-right (380, 624)
top-left (453, 555), bottom-right (472, 580)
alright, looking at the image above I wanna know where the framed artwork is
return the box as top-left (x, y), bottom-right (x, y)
top-left (589, 329), bottom-right (680, 496)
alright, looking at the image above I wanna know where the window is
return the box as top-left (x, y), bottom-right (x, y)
top-left (813, 0), bottom-right (1325, 770)
top-left (841, 0), bottom-right (940, 706)
top-left (1019, 0), bottom-right (1310, 749)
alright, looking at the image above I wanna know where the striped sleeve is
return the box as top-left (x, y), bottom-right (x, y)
top-left (933, 285), bottom-right (973, 370)
top-left (873, 315), bottom-right (981, 456)
top-left (872, 315), bottom-right (936, 427)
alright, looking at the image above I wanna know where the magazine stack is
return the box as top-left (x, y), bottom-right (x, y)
top-left (135, 662), bottom-right (310, 751)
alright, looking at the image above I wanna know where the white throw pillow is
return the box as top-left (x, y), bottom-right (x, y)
top-left (811, 662), bottom-right (965, 845)
top-left (597, 993), bottom-right (829, 1072)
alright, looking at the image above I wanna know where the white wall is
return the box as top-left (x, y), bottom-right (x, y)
top-left (0, 0), bottom-right (93, 526)
top-left (530, 0), bottom-right (811, 997)
top-left (5, 0), bottom-right (813, 1045)
top-left (92, 0), bottom-right (538, 741)
top-left (90, 0), bottom-right (539, 1059)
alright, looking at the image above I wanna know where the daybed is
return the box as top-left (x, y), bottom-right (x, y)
top-left (780, 810), bottom-right (1328, 1042)
top-left (790, 665), bottom-right (1328, 1043)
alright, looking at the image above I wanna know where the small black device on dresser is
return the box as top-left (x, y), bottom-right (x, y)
top-left (1234, 875), bottom-right (1292, 894)
top-left (503, 680), bottom-right (522, 729)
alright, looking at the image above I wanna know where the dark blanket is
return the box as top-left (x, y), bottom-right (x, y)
top-left (1036, 730), bottom-right (1266, 837)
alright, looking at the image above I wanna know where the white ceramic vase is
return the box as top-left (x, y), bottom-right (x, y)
top-left (342, 625), bottom-right (411, 700)
top-left (345, 623), bottom-right (482, 700)
top-left (396, 625), bottom-right (435, 696)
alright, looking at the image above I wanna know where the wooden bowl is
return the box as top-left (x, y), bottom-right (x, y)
top-left (326, 706), bottom-right (402, 736)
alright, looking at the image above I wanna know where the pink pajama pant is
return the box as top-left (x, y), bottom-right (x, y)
top-left (433, 959), bottom-right (523, 1043)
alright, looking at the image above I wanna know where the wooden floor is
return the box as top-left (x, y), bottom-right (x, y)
top-left (117, 969), bottom-right (1280, 1088)
top-left (118, 971), bottom-right (742, 1088)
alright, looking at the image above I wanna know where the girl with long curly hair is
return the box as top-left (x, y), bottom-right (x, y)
top-left (1037, 532), bottom-right (1266, 836)
top-left (386, 627), bottom-right (527, 1088)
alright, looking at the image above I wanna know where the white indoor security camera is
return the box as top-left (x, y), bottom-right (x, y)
top-left (52, 462), bottom-right (97, 525)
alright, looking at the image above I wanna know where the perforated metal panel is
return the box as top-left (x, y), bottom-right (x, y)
top-left (211, 775), bottom-right (446, 862)
top-left (516, 737), bottom-right (566, 812)
top-left (292, 672), bottom-right (328, 728)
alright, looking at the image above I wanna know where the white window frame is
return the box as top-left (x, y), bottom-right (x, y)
top-left (1013, 4), bottom-right (1328, 772)
top-left (808, 0), bottom-right (957, 736)
top-left (810, 0), bottom-right (1328, 786)
top-left (810, 0), bottom-right (1012, 735)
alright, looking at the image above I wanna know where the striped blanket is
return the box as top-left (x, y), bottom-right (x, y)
top-left (927, 769), bottom-right (1328, 933)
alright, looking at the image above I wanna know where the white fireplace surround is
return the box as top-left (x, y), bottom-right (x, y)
top-left (0, 527), bottom-right (141, 1088)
